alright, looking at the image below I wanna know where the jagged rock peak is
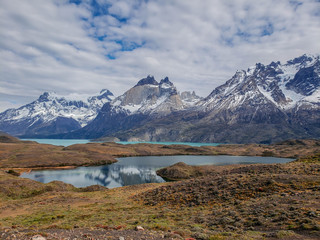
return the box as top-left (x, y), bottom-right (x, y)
top-left (201, 53), bottom-right (320, 112)
top-left (135, 75), bottom-right (158, 87)
top-left (160, 77), bottom-right (173, 86)
top-left (286, 54), bottom-right (315, 65)
top-left (36, 89), bottom-right (114, 103)
top-left (93, 89), bottom-right (114, 101)
top-left (38, 91), bottom-right (51, 101)
top-left (180, 91), bottom-right (198, 99)
top-left (180, 91), bottom-right (202, 106)
top-left (100, 89), bottom-right (113, 95)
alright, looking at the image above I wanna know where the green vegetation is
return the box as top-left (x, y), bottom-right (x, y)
top-left (297, 153), bottom-right (320, 163)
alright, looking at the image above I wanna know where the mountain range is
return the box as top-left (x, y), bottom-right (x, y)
top-left (0, 90), bottom-right (114, 137)
top-left (0, 54), bottom-right (319, 143)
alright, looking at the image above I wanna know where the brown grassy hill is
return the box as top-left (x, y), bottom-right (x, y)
top-left (137, 161), bottom-right (320, 239)
top-left (0, 131), bottom-right (20, 143)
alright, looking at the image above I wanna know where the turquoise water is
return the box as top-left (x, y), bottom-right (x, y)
top-left (21, 139), bottom-right (90, 146)
top-left (20, 138), bottom-right (220, 147)
top-left (21, 155), bottom-right (292, 188)
top-left (116, 141), bottom-right (220, 147)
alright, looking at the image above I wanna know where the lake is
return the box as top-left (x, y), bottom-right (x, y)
top-left (21, 139), bottom-right (91, 146)
top-left (20, 138), bottom-right (221, 147)
top-left (21, 155), bottom-right (292, 188)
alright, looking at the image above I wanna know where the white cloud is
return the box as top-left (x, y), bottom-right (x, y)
top-left (0, 0), bottom-right (319, 111)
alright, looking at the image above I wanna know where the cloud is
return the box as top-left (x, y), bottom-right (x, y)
top-left (0, 0), bottom-right (319, 111)
top-left (0, 93), bottom-right (35, 112)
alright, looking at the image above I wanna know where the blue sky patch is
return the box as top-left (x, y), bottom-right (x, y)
top-left (261, 23), bottom-right (274, 36)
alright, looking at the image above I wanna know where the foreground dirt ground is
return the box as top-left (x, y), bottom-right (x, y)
top-left (0, 136), bottom-right (319, 239)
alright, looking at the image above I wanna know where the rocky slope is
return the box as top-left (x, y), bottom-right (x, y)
top-left (0, 90), bottom-right (114, 137)
top-left (62, 76), bottom-right (196, 139)
top-left (180, 90), bottom-right (203, 107)
top-left (112, 54), bottom-right (320, 143)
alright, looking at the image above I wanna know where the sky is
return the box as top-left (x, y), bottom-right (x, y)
top-left (1, 0), bottom-right (320, 112)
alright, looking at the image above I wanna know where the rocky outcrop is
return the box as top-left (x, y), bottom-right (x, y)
top-left (156, 162), bottom-right (206, 180)
top-left (180, 91), bottom-right (202, 107)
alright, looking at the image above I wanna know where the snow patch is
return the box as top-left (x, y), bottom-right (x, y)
top-left (0, 90), bottom-right (113, 128)
top-left (160, 83), bottom-right (172, 89)
top-left (247, 66), bottom-right (255, 75)
top-left (304, 89), bottom-right (320, 103)
top-left (257, 86), bottom-right (277, 105)
top-left (122, 104), bottom-right (142, 113)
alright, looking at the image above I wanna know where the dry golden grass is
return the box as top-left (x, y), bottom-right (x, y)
top-left (0, 138), bottom-right (319, 239)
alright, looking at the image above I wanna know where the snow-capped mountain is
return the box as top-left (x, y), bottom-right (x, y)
top-left (1, 54), bottom-right (318, 143)
top-left (64, 76), bottom-right (193, 139)
top-left (198, 54), bottom-right (319, 113)
top-left (101, 54), bottom-right (319, 143)
top-left (110, 75), bottom-right (185, 116)
top-left (0, 89), bottom-right (114, 136)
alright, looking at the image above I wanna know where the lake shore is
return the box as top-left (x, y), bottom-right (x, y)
top-left (0, 137), bottom-right (319, 239)
top-left (1, 138), bottom-right (319, 171)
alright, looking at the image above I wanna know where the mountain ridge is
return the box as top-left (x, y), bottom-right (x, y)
top-left (60, 76), bottom-right (199, 139)
top-left (0, 90), bottom-right (114, 136)
top-left (94, 54), bottom-right (319, 143)
top-left (0, 54), bottom-right (319, 143)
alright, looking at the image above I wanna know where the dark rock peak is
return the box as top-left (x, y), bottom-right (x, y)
top-left (37, 92), bottom-right (67, 103)
top-left (286, 54), bottom-right (313, 65)
top-left (135, 75), bottom-right (158, 87)
top-left (254, 61), bottom-right (280, 72)
top-left (249, 61), bottom-right (280, 76)
top-left (160, 77), bottom-right (173, 86)
top-left (258, 66), bottom-right (283, 79)
top-left (38, 92), bottom-right (50, 102)
top-left (95, 89), bottom-right (114, 101)
top-left (159, 77), bottom-right (177, 95)
top-left (269, 61), bottom-right (281, 68)
top-left (286, 64), bottom-right (320, 96)
top-left (100, 89), bottom-right (113, 96)
top-left (255, 63), bottom-right (265, 71)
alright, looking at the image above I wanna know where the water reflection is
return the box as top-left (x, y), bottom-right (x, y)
top-left (21, 155), bottom-right (292, 188)
top-left (84, 164), bottom-right (164, 188)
